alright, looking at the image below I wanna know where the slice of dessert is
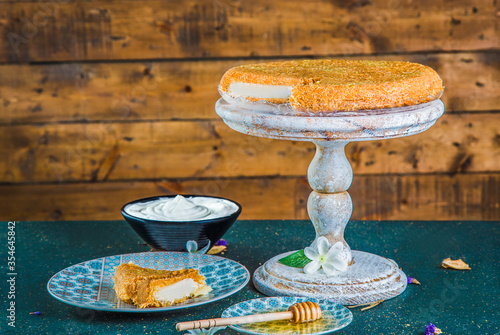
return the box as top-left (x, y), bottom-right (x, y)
top-left (113, 262), bottom-right (212, 308)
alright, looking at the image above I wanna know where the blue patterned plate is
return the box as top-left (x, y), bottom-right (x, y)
top-left (47, 251), bottom-right (250, 312)
top-left (221, 297), bottom-right (352, 335)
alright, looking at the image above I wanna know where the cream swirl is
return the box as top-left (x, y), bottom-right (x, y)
top-left (125, 195), bottom-right (239, 221)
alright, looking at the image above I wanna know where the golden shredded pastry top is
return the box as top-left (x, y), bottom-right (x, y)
top-left (114, 262), bottom-right (198, 279)
top-left (219, 59), bottom-right (444, 112)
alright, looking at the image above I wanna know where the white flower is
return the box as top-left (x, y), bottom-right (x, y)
top-left (184, 326), bottom-right (226, 335)
top-left (303, 236), bottom-right (348, 275)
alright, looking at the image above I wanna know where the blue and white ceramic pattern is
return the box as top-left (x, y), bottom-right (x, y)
top-left (47, 251), bottom-right (250, 312)
top-left (221, 297), bottom-right (352, 335)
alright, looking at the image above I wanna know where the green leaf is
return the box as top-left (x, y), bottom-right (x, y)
top-left (278, 249), bottom-right (311, 268)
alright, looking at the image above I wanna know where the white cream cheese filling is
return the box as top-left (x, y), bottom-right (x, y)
top-left (154, 279), bottom-right (201, 303)
top-left (228, 82), bottom-right (292, 99)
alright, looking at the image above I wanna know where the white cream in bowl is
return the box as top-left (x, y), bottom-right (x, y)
top-left (124, 195), bottom-right (239, 221)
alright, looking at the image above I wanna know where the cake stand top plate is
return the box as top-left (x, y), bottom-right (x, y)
top-left (215, 98), bottom-right (444, 142)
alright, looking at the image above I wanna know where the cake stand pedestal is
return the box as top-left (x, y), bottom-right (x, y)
top-left (216, 99), bottom-right (444, 305)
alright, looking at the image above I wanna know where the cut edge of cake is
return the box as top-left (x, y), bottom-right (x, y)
top-left (113, 262), bottom-right (212, 308)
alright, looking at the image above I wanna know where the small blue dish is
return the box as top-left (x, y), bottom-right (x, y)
top-left (222, 296), bottom-right (352, 334)
top-left (121, 194), bottom-right (242, 251)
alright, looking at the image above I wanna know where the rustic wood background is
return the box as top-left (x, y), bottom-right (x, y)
top-left (1, 0), bottom-right (499, 221)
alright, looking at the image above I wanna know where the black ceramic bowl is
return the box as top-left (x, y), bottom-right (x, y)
top-left (121, 195), bottom-right (242, 251)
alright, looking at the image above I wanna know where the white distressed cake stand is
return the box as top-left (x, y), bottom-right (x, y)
top-left (215, 98), bottom-right (444, 305)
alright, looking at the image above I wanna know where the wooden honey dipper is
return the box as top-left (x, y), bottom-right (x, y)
top-left (176, 301), bottom-right (322, 331)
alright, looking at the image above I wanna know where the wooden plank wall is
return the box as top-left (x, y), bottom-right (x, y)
top-left (0, 0), bottom-right (499, 221)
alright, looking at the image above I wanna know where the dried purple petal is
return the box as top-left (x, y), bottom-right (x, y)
top-left (407, 276), bottom-right (421, 285)
top-left (425, 323), bottom-right (442, 334)
top-left (215, 239), bottom-right (228, 246)
top-left (425, 323), bottom-right (436, 335)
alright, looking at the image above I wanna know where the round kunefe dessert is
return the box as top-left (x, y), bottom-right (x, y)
top-left (219, 59), bottom-right (443, 113)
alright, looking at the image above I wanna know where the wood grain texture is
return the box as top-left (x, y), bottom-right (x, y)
top-left (1, 0), bottom-right (498, 63)
top-left (2, 173), bottom-right (498, 221)
top-left (2, 113), bottom-right (499, 183)
top-left (1, 52), bottom-right (499, 125)
top-left (1, 1), bottom-right (498, 221)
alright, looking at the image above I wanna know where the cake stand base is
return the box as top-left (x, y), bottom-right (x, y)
top-left (217, 98), bottom-right (443, 306)
top-left (253, 250), bottom-right (407, 305)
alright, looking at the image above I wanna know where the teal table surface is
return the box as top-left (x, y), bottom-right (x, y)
top-left (0, 220), bottom-right (499, 335)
